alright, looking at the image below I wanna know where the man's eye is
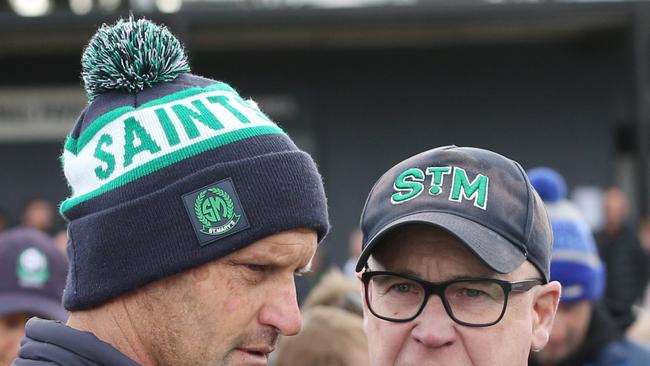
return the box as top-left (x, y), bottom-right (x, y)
top-left (389, 283), bottom-right (418, 294)
top-left (245, 264), bottom-right (267, 272)
top-left (462, 288), bottom-right (486, 298)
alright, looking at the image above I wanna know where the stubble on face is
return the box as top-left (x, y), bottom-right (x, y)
top-left (124, 229), bottom-right (317, 366)
top-left (129, 263), bottom-right (280, 366)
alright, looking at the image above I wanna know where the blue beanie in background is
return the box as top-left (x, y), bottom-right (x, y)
top-left (550, 219), bottom-right (605, 303)
top-left (528, 167), bottom-right (605, 303)
top-left (528, 167), bottom-right (567, 203)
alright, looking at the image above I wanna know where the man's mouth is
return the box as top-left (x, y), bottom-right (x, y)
top-left (235, 346), bottom-right (274, 364)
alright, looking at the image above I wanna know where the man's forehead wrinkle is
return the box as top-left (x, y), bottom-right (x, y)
top-left (371, 229), bottom-right (505, 281)
top-left (230, 234), bottom-right (316, 269)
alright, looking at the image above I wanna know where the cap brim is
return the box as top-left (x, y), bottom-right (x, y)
top-left (355, 211), bottom-right (526, 274)
top-left (0, 293), bottom-right (68, 321)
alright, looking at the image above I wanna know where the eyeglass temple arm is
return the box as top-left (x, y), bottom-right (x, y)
top-left (510, 279), bottom-right (544, 292)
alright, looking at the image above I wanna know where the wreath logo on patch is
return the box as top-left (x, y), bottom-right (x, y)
top-left (194, 187), bottom-right (241, 236)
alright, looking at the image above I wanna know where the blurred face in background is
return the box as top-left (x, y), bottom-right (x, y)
top-left (273, 306), bottom-right (369, 366)
top-left (533, 301), bottom-right (592, 364)
top-left (21, 200), bottom-right (54, 234)
top-left (0, 313), bottom-right (32, 366)
top-left (349, 229), bottom-right (363, 259)
top-left (603, 188), bottom-right (628, 230)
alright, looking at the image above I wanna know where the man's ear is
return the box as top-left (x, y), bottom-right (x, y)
top-left (530, 280), bottom-right (561, 352)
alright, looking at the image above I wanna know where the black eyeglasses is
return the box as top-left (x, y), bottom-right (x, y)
top-left (361, 270), bottom-right (543, 327)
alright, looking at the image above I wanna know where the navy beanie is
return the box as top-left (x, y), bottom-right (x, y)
top-left (529, 167), bottom-right (604, 303)
top-left (60, 18), bottom-right (329, 310)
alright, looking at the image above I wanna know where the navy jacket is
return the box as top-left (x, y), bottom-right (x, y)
top-left (12, 318), bottom-right (141, 366)
top-left (590, 339), bottom-right (650, 366)
top-left (530, 304), bottom-right (650, 366)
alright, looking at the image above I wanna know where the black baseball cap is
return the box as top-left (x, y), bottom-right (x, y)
top-left (0, 228), bottom-right (68, 320)
top-left (355, 146), bottom-right (552, 282)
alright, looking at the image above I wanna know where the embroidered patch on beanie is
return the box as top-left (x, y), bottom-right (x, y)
top-left (182, 178), bottom-right (250, 246)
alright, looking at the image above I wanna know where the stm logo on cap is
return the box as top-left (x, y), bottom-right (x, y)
top-left (183, 178), bottom-right (250, 246)
top-left (356, 145), bottom-right (553, 282)
top-left (391, 166), bottom-right (489, 210)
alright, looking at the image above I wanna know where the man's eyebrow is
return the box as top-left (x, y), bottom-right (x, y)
top-left (236, 252), bottom-right (313, 267)
top-left (445, 273), bottom-right (501, 281)
top-left (390, 268), bottom-right (500, 281)
top-left (393, 268), bottom-right (421, 277)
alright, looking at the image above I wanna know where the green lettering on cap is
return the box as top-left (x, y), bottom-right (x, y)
top-left (391, 168), bottom-right (425, 205)
top-left (425, 166), bottom-right (451, 196)
top-left (449, 167), bottom-right (489, 210)
top-left (390, 165), bottom-right (489, 210)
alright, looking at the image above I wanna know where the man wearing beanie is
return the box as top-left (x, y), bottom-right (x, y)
top-left (0, 229), bottom-right (67, 366)
top-left (528, 167), bottom-right (650, 366)
top-left (13, 17), bottom-right (329, 366)
top-left (355, 146), bottom-right (561, 366)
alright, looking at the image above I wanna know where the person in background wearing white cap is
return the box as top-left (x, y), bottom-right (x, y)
top-left (529, 167), bottom-right (650, 366)
top-left (355, 146), bottom-right (561, 366)
top-left (0, 228), bottom-right (67, 366)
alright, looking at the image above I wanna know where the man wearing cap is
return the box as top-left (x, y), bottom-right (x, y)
top-left (13, 17), bottom-right (328, 366)
top-left (355, 146), bottom-right (561, 366)
top-left (528, 167), bottom-right (650, 366)
top-left (0, 228), bottom-right (67, 366)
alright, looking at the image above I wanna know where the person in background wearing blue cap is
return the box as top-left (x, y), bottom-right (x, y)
top-left (0, 228), bottom-right (67, 366)
top-left (355, 146), bottom-right (561, 366)
top-left (13, 17), bottom-right (329, 366)
top-left (528, 167), bottom-right (650, 366)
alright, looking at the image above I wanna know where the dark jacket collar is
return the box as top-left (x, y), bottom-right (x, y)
top-left (13, 317), bottom-right (141, 366)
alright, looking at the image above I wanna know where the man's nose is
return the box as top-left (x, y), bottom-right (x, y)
top-left (410, 295), bottom-right (457, 347)
top-left (259, 277), bottom-right (302, 336)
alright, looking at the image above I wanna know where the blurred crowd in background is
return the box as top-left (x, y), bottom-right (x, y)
top-left (4, 177), bottom-right (650, 365)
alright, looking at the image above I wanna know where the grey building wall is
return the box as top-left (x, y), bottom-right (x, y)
top-left (193, 38), bottom-right (632, 265)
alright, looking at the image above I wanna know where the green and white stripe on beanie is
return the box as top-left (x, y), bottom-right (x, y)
top-left (61, 82), bottom-right (285, 215)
